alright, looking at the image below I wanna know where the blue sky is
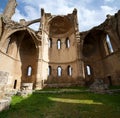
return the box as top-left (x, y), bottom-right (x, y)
top-left (0, 0), bottom-right (120, 31)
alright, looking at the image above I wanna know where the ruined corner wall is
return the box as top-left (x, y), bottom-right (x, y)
top-left (81, 11), bottom-right (120, 86)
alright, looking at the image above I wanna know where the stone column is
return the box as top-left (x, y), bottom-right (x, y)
top-left (35, 46), bottom-right (43, 89)
top-left (3, 0), bottom-right (17, 19)
top-left (79, 39), bottom-right (85, 79)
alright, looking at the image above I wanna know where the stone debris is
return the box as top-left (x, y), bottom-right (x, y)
top-left (17, 90), bottom-right (33, 97)
top-left (0, 91), bottom-right (11, 112)
top-left (0, 99), bottom-right (11, 112)
top-left (89, 79), bottom-right (108, 93)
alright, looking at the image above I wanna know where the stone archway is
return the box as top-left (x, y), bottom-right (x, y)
top-left (19, 31), bottom-right (37, 89)
top-left (82, 30), bottom-right (106, 85)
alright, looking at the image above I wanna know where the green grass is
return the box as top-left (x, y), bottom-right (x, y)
top-left (109, 85), bottom-right (120, 89)
top-left (40, 86), bottom-right (88, 91)
top-left (0, 91), bottom-right (120, 118)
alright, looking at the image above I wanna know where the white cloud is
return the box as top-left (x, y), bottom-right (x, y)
top-left (28, 23), bottom-right (40, 31)
top-left (38, 0), bottom-right (74, 15)
top-left (78, 7), bottom-right (105, 31)
top-left (12, 0), bottom-right (119, 31)
top-left (24, 6), bottom-right (40, 19)
top-left (78, 4), bottom-right (118, 31)
top-left (104, 0), bottom-right (114, 2)
top-left (12, 8), bottom-right (40, 30)
top-left (101, 5), bottom-right (117, 15)
top-left (12, 9), bottom-right (27, 22)
top-left (79, 8), bottom-right (98, 31)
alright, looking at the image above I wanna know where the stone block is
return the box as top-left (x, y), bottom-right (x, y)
top-left (0, 99), bottom-right (11, 112)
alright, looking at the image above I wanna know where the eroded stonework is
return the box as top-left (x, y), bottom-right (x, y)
top-left (0, 0), bottom-right (120, 92)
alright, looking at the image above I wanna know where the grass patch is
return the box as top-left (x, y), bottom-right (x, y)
top-left (0, 92), bottom-right (120, 118)
top-left (109, 85), bottom-right (120, 89)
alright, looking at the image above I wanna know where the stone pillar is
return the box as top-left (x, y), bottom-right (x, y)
top-left (35, 46), bottom-right (43, 89)
top-left (79, 39), bottom-right (85, 79)
top-left (3, 0), bottom-right (17, 19)
top-left (76, 34), bottom-right (85, 79)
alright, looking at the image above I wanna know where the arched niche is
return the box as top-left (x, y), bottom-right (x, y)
top-left (1, 30), bottom-right (39, 89)
top-left (82, 30), bottom-right (106, 58)
top-left (49, 16), bottom-right (74, 37)
top-left (82, 33), bottom-right (97, 57)
top-left (19, 30), bottom-right (37, 88)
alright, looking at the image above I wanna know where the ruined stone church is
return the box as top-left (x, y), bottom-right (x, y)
top-left (0, 0), bottom-right (120, 90)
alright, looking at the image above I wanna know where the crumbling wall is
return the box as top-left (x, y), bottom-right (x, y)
top-left (3, 0), bottom-right (17, 19)
top-left (81, 10), bottom-right (120, 86)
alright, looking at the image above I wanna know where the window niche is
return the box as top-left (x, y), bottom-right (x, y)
top-left (66, 37), bottom-right (70, 48)
top-left (86, 65), bottom-right (91, 76)
top-left (48, 66), bottom-right (52, 76)
top-left (104, 34), bottom-right (114, 55)
top-left (57, 39), bottom-right (61, 49)
top-left (57, 66), bottom-right (62, 77)
top-left (49, 38), bottom-right (52, 48)
top-left (67, 65), bottom-right (72, 76)
top-left (27, 66), bottom-right (32, 76)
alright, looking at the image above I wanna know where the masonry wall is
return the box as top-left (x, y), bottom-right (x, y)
top-left (102, 52), bottom-right (120, 85)
top-left (39, 9), bottom-right (85, 87)
top-left (0, 52), bottom-right (21, 90)
top-left (82, 11), bottom-right (120, 86)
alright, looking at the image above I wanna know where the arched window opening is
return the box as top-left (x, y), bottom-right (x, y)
top-left (57, 66), bottom-right (62, 77)
top-left (105, 35), bottom-right (114, 54)
top-left (57, 39), bottom-right (61, 49)
top-left (68, 65), bottom-right (72, 76)
top-left (27, 66), bottom-right (32, 76)
top-left (48, 66), bottom-right (52, 76)
top-left (66, 37), bottom-right (70, 48)
top-left (49, 38), bottom-right (52, 48)
top-left (86, 65), bottom-right (91, 76)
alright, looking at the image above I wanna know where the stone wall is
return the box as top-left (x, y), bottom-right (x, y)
top-left (0, 99), bottom-right (11, 112)
top-left (81, 11), bottom-right (120, 86)
top-left (0, 71), bottom-right (9, 91)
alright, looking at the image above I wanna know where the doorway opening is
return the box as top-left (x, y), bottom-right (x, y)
top-left (108, 76), bottom-right (112, 86)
